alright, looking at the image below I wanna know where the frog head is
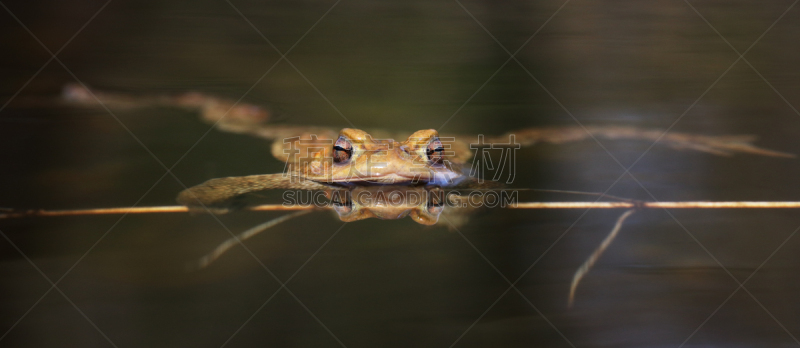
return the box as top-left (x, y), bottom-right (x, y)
top-left (298, 128), bottom-right (462, 186)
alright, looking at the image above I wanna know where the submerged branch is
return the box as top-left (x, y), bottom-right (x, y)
top-left (196, 210), bottom-right (313, 269)
top-left (486, 126), bottom-right (795, 158)
top-left (569, 209), bottom-right (636, 308)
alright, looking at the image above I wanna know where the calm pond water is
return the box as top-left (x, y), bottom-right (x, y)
top-left (2, 0), bottom-right (800, 347)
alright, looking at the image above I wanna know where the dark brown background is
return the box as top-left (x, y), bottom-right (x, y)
top-left (1, 0), bottom-right (800, 347)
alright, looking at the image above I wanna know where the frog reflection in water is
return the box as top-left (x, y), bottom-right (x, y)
top-left (328, 186), bottom-right (448, 225)
top-left (194, 185), bottom-right (458, 269)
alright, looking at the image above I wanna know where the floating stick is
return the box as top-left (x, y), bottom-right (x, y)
top-left (3, 201), bottom-right (800, 219)
top-left (0, 204), bottom-right (317, 219)
top-left (511, 201), bottom-right (800, 209)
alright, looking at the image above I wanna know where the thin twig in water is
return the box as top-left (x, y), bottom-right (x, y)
top-left (569, 209), bottom-right (636, 307)
top-left (196, 210), bottom-right (313, 269)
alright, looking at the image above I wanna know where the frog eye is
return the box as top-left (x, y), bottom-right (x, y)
top-left (332, 197), bottom-right (353, 215)
top-left (333, 136), bottom-right (353, 163)
top-left (426, 189), bottom-right (445, 214)
top-left (426, 137), bottom-right (444, 165)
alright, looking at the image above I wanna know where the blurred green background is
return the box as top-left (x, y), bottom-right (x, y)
top-left (1, 0), bottom-right (800, 347)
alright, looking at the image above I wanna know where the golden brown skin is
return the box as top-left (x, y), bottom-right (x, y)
top-left (176, 173), bottom-right (331, 213)
top-left (298, 128), bottom-right (462, 185)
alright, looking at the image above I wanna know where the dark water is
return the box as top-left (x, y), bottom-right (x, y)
top-left (2, 0), bottom-right (800, 347)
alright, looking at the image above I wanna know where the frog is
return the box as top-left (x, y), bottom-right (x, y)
top-left (174, 127), bottom-right (483, 213)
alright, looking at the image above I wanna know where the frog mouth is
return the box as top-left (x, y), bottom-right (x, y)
top-left (327, 173), bottom-right (428, 184)
top-left (325, 172), bottom-right (462, 185)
